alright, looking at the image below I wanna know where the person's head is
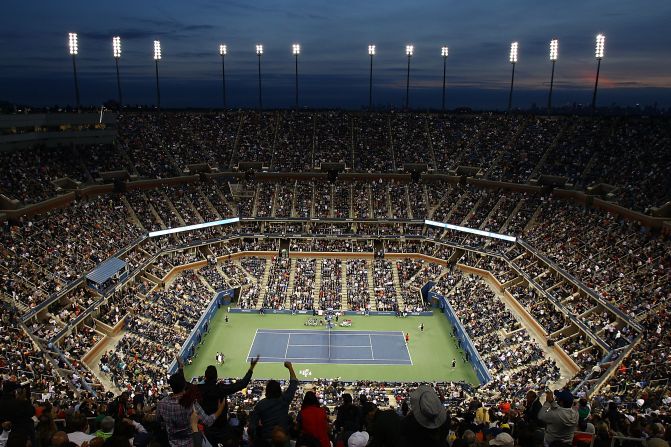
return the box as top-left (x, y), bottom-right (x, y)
top-left (647, 423), bottom-right (665, 438)
top-left (347, 431), bottom-right (370, 447)
top-left (401, 401), bottom-right (409, 416)
top-left (489, 432), bottom-right (514, 447)
top-left (100, 417), bottom-right (115, 434)
top-left (89, 438), bottom-right (105, 447)
top-left (204, 365), bottom-right (218, 383)
top-left (409, 385), bottom-right (448, 430)
top-left (51, 431), bottom-right (70, 447)
top-left (463, 430), bottom-right (476, 446)
top-left (554, 389), bottom-right (574, 409)
top-left (362, 402), bottom-right (378, 429)
top-left (119, 392), bottom-right (129, 403)
top-left (266, 380), bottom-right (282, 399)
top-left (526, 390), bottom-right (537, 403)
top-left (342, 393), bottom-right (353, 406)
top-left (270, 426), bottom-right (289, 447)
top-left (302, 391), bottom-right (320, 408)
top-left (65, 413), bottom-right (88, 434)
top-left (168, 372), bottom-right (186, 394)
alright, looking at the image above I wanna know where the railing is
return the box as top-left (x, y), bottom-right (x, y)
top-left (517, 238), bottom-right (643, 333)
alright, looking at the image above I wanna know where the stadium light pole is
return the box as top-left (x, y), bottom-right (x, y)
top-left (547, 38), bottom-right (558, 115)
top-left (256, 44), bottom-right (263, 109)
top-left (405, 44), bottom-right (413, 110)
top-left (441, 46), bottom-right (449, 111)
top-left (592, 34), bottom-right (605, 113)
top-left (293, 43), bottom-right (300, 109)
top-left (368, 45), bottom-right (375, 110)
top-left (153, 40), bottom-right (162, 110)
top-left (113, 36), bottom-right (123, 107)
top-left (219, 44), bottom-right (227, 108)
top-left (508, 42), bottom-right (518, 112)
top-left (68, 33), bottom-right (80, 110)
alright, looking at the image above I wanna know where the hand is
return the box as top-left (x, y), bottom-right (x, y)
top-left (250, 355), bottom-right (260, 370)
top-left (284, 361), bottom-right (293, 369)
top-left (214, 399), bottom-right (227, 419)
top-left (545, 391), bottom-right (554, 403)
top-left (190, 409), bottom-right (199, 432)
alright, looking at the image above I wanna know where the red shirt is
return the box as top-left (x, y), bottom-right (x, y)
top-left (299, 405), bottom-right (330, 447)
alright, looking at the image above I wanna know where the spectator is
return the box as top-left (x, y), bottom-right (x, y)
top-left (347, 431), bottom-right (370, 447)
top-left (156, 368), bottom-right (226, 447)
top-left (94, 417), bottom-right (115, 440)
top-left (538, 390), bottom-right (578, 447)
top-left (362, 401), bottom-right (401, 447)
top-left (335, 393), bottom-right (359, 439)
top-left (0, 382), bottom-right (35, 444)
top-left (297, 391), bottom-right (330, 447)
top-left (645, 423), bottom-right (668, 447)
top-left (400, 385), bottom-right (450, 447)
top-left (452, 430), bottom-right (476, 447)
top-left (64, 413), bottom-right (95, 447)
top-left (249, 362), bottom-right (299, 445)
top-left (197, 355), bottom-right (260, 445)
top-left (523, 390), bottom-right (543, 428)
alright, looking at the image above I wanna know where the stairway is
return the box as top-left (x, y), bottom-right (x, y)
top-left (391, 262), bottom-right (404, 307)
top-left (312, 260), bottom-right (322, 309)
top-left (286, 259), bottom-right (298, 299)
top-left (366, 260), bottom-right (377, 311)
top-left (256, 261), bottom-right (272, 309)
top-left (341, 260), bottom-right (349, 309)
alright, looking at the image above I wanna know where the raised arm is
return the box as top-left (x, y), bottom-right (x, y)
top-left (217, 355), bottom-right (260, 395)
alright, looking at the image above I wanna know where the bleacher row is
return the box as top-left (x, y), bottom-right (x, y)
top-left (1, 112), bottom-right (669, 213)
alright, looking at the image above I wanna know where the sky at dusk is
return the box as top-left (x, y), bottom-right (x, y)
top-left (1, 0), bottom-right (670, 109)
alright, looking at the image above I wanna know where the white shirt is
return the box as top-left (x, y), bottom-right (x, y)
top-left (67, 432), bottom-right (96, 446)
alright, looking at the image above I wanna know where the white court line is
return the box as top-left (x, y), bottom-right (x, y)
top-left (289, 344), bottom-right (373, 348)
top-left (252, 356), bottom-right (412, 362)
top-left (369, 334), bottom-right (375, 360)
top-left (246, 329), bottom-right (259, 360)
top-left (256, 329), bottom-right (403, 336)
top-left (284, 333), bottom-right (291, 359)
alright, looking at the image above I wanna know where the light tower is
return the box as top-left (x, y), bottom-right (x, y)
top-left (441, 46), bottom-right (449, 111)
top-left (292, 43), bottom-right (300, 109)
top-left (219, 44), bottom-right (227, 108)
top-left (153, 40), bottom-right (162, 110)
top-left (256, 44), bottom-right (263, 109)
top-left (68, 33), bottom-right (80, 109)
top-left (547, 39), bottom-right (558, 114)
top-left (113, 36), bottom-right (123, 106)
top-left (592, 34), bottom-right (605, 113)
top-left (508, 41), bottom-right (518, 112)
top-left (405, 44), bottom-right (414, 109)
top-left (368, 45), bottom-right (375, 110)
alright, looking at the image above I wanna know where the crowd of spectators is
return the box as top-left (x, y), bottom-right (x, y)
top-left (1, 110), bottom-right (671, 447)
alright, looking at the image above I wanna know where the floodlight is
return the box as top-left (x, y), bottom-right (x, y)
top-left (368, 45), bottom-right (376, 56)
top-left (595, 34), bottom-right (605, 59)
top-left (406, 45), bottom-right (414, 56)
top-left (219, 44), bottom-right (227, 56)
top-left (154, 40), bottom-right (161, 60)
top-left (550, 39), bottom-right (558, 61)
top-left (509, 42), bottom-right (518, 64)
top-left (113, 36), bottom-right (121, 59)
top-left (68, 33), bottom-right (78, 55)
top-left (441, 46), bottom-right (449, 57)
top-left (292, 43), bottom-right (300, 55)
top-left (256, 44), bottom-right (263, 55)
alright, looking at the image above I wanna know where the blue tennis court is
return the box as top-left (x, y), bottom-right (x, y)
top-left (246, 329), bottom-right (412, 365)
